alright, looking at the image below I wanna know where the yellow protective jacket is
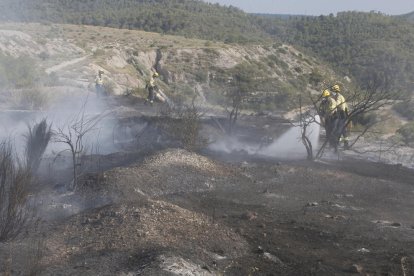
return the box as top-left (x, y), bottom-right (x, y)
top-left (95, 75), bottom-right (103, 86)
top-left (319, 97), bottom-right (337, 117)
top-left (146, 76), bottom-right (156, 88)
top-left (335, 93), bottom-right (348, 113)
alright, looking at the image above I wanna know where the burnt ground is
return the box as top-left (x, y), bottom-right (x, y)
top-left (1, 97), bottom-right (414, 275)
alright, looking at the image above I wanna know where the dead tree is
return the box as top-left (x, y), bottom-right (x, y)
top-left (311, 73), bottom-right (399, 159)
top-left (345, 74), bottom-right (398, 145)
top-left (297, 96), bottom-right (318, 160)
top-left (295, 70), bottom-right (399, 161)
top-left (53, 101), bottom-right (107, 190)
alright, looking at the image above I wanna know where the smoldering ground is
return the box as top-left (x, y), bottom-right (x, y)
top-left (208, 115), bottom-right (321, 160)
top-left (0, 87), bottom-right (130, 220)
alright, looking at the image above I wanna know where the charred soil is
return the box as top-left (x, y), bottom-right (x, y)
top-left (1, 101), bottom-right (414, 275)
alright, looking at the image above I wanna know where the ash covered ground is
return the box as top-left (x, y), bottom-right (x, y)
top-left (1, 96), bottom-right (414, 276)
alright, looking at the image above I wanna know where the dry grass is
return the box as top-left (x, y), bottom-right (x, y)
top-left (25, 119), bottom-right (53, 173)
top-left (0, 141), bottom-right (32, 242)
top-left (0, 22), bottom-right (223, 52)
top-left (8, 88), bottom-right (54, 111)
top-left (0, 120), bottom-right (51, 241)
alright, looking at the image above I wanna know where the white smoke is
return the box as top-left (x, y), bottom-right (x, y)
top-left (259, 115), bottom-right (321, 159)
top-left (0, 90), bottom-right (120, 157)
top-left (208, 115), bottom-right (321, 160)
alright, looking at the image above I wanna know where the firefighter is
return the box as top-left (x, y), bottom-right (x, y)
top-left (145, 72), bottom-right (159, 105)
top-left (331, 84), bottom-right (350, 149)
top-left (95, 70), bottom-right (104, 97)
top-left (319, 89), bottom-right (337, 147)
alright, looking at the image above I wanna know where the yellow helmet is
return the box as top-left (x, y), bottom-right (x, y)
top-left (152, 72), bottom-right (159, 78)
top-left (331, 84), bottom-right (340, 92)
top-left (322, 89), bottom-right (330, 97)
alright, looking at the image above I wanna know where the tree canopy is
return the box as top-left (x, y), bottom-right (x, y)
top-left (0, 0), bottom-right (268, 43)
top-left (281, 12), bottom-right (414, 94)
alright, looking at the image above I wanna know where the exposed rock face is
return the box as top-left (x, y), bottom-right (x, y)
top-left (0, 23), bottom-right (327, 97)
top-left (0, 29), bottom-right (84, 57)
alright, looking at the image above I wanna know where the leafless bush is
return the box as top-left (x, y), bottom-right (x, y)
top-left (159, 98), bottom-right (208, 151)
top-left (25, 119), bottom-right (52, 173)
top-left (54, 101), bottom-right (108, 190)
top-left (0, 141), bottom-right (32, 242)
top-left (297, 96), bottom-right (317, 160)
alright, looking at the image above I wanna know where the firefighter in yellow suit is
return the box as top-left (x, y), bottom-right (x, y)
top-left (331, 84), bottom-right (350, 149)
top-left (145, 72), bottom-right (159, 105)
top-left (95, 70), bottom-right (104, 97)
top-left (319, 89), bottom-right (338, 148)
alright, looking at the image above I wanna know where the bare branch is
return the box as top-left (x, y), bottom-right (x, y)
top-left (53, 99), bottom-right (110, 190)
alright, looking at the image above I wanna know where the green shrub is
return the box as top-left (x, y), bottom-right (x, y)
top-left (203, 48), bottom-right (220, 57)
top-left (352, 112), bottom-right (377, 127)
top-left (308, 70), bottom-right (324, 86)
top-left (393, 101), bottom-right (414, 120)
top-left (294, 66), bottom-right (303, 73)
top-left (272, 42), bottom-right (282, 49)
top-left (268, 55), bottom-right (289, 71)
top-left (38, 51), bottom-right (50, 61)
top-left (93, 49), bottom-right (105, 57)
top-left (194, 70), bottom-right (208, 83)
top-left (0, 54), bottom-right (38, 89)
top-left (36, 38), bottom-right (47, 45)
top-left (277, 48), bottom-right (287, 54)
top-left (397, 122), bottom-right (414, 146)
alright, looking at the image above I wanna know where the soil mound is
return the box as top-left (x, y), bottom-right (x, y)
top-left (100, 149), bottom-right (234, 201)
top-left (44, 200), bottom-right (248, 275)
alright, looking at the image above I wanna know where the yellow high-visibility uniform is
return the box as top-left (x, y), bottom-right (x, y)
top-left (95, 75), bottom-right (103, 86)
top-left (320, 96), bottom-right (337, 117)
top-left (335, 93), bottom-right (348, 114)
top-left (147, 76), bottom-right (156, 88)
top-left (334, 92), bottom-right (350, 145)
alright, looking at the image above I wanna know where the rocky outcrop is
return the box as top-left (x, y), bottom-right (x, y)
top-left (0, 23), bottom-right (336, 100)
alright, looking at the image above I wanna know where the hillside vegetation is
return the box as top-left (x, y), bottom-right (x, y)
top-left (281, 12), bottom-right (414, 95)
top-left (0, 23), bottom-right (340, 112)
top-left (2, 1), bottom-right (414, 98)
top-left (401, 11), bottom-right (414, 22)
top-left (0, 0), bottom-right (268, 43)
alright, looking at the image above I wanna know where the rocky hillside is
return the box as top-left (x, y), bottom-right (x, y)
top-left (2, 0), bottom-right (413, 100)
top-left (1, 21), bottom-right (414, 276)
top-left (0, 22), bottom-right (342, 112)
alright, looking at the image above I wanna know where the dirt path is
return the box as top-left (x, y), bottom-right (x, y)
top-left (45, 55), bottom-right (91, 74)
